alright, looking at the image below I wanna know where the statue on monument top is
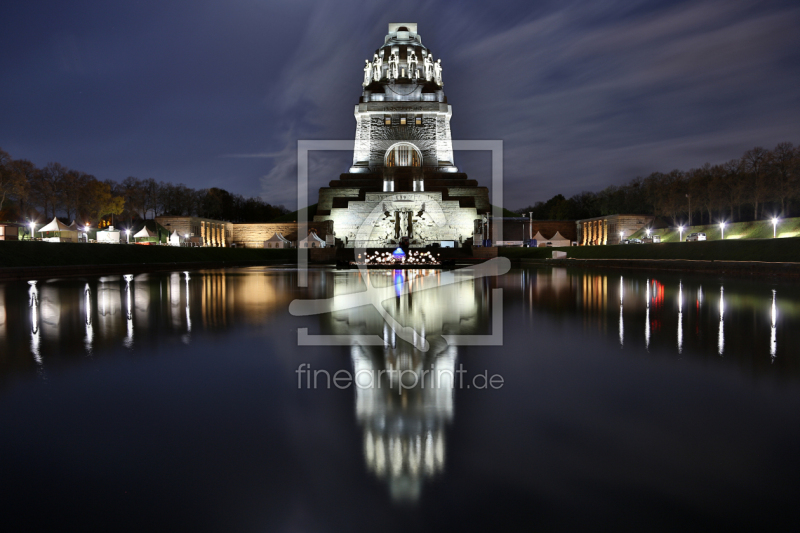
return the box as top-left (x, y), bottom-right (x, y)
top-left (433, 59), bottom-right (443, 86)
top-left (423, 54), bottom-right (433, 82)
top-left (408, 51), bottom-right (418, 80)
top-left (373, 53), bottom-right (382, 82)
top-left (363, 59), bottom-right (372, 86)
top-left (388, 52), bottom-right (399, 80)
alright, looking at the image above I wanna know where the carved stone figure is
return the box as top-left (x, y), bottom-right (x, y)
top-left (394, 212), bottom-right (401, 239)
top-left (423, 54), bottom-right (433, 81)
top-left (363, 59), bottom-right (372, 86)
top-left (407, 210), bottom-right (413, 238)
top-left (373, 53), bottom-right (382, 82)
top-left (408, 51), bottom-right (418, 79)
top-left (388, 53), bottom-right (399, 80)
top-left (433, 59), bottom-right (443, 86)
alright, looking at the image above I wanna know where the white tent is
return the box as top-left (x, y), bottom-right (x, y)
top-left (168, 230), bottom-right (183, 247)
top-left (532, 231), bottom-right (547, 246)
top-left (133, 226), bottom-right (158, 244)
top-left (38, 217), bottom-right (78, 243)
top-left (298, 231), bottom-right (326, 248)
top-left (263, 232), bottom-right (291, 249)
top-left (549, 231), bottom-right (571, 247)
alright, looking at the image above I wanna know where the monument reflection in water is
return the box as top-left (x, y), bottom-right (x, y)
top-left (324, 269), bottom-right (484, 502)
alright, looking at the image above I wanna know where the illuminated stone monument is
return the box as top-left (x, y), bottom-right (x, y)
top-left (314, 23), bottom-right (491, 248)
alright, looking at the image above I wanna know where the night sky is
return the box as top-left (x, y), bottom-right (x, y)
top-left (2, 0), bottom-right (799, 210)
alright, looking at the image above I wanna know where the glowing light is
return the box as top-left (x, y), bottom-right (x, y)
top-left (772, 217), bottom-right (778, 238)
top-left (719, 221), bottom-right (725, 240)
top-left (679, 225), bottom-right (685, 242)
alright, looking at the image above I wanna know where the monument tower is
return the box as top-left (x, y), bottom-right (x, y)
top-left (314, 23), bottom-right (490, 248)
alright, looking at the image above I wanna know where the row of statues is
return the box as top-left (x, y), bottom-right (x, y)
top-left (363, 51), bottom-right (442, 86)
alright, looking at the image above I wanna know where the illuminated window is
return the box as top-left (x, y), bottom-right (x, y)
top-left (415, 117), bottom-right (422, 125)
top-left (400, 117), bottom-right (407, 125)
top-left (385, 117), bottom-right (391, 125)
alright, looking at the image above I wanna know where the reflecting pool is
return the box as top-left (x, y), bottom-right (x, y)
top-left (1, 266), bottom-right (799, 531)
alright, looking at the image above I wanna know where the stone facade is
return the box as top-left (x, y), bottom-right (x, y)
top-left (576, 214), bottom-right (655, 245)
top-left (317, 192), bottom-right (477, 248)
top-left (156, 216), bottom-right (233, 247)
top-left (231, 221), bottom-right (333, 248)
top-left (155, 217), bottom-right (333, 248)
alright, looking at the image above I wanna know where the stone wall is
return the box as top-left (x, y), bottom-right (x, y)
top-left (576, 215), bottom-right (655, 245)
top-left (231, 221), bottom-right (334, 248)
top-left (155, 216), bottom-right (233, 247)
top-left (314, 191), bottom-right (477, 248)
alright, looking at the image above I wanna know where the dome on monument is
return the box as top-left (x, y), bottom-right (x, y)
top-left (361, 23), bottom-right (446, 103)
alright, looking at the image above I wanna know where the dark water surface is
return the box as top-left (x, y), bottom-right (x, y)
top-left (1, 266), bottom-right (799, 531)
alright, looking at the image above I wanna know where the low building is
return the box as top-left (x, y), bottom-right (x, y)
top-left (576, 214), bottom-right (655, 245)
top-left (0, 223), bottom-right (20, 241)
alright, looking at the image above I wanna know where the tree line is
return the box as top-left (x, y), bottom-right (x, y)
top-left (0, 147), bottom-right (288, 227)
top-left (517, 142), bottom-right (800, 225)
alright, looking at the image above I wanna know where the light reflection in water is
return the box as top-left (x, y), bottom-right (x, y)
top-left (124, 275), bottom-right (134, 348)
top-left (718, 287), bottom-right (725, 356)
top-left (184, 272), bottom-right (192, 342)
top-left (28, 281), bottom-right (41, 364)
top-left (84, 284), bottom-right (93, 354)
top-left (677, 282), bottom-right (683, 354)
top-left (770, 290), bottom-right (777, 360)
top-left (645, 278), bottom-right (650, 350)
top-left (619, 276), bottom-right (624, 347)
top-left (0, 286), bottom-right (5, 343)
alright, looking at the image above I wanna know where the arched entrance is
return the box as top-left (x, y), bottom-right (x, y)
top-left (384, 142), bottom-right (422, 167)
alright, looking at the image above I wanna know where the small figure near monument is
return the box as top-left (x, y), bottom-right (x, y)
top-left (423, 54), bottom-right (433, 81)
top-left (373, 53), bottom-right (382, 82)
top-left (363, 59), bottom-right (372, 86)
top-left (433, 59), bottom-right (443, 86)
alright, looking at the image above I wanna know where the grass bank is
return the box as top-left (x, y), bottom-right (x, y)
top-left (499, 237), bottom-right (800, 263)
top-left (0, 241), bottom-right (297, 269)
top-left (629, 217), bottom-right (800, 243)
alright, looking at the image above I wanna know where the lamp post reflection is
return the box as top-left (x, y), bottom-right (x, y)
top-left (124, 275), bottom-right (134, 348)
top-left (718, 287), bottom-right (725, 356)
top-left (619, 276), bottom-right (624, 347)
top-left (770, 290), bottom-right (777, 360)
top-left (677, 281), bottom-right (683, 354)
top-left (645, 279), bottom-right (650, 350)
top-left (84, 284), bottom-right (93, 354)
top-left (184, 271), bottom-right (192, 341)
top-left (28, 281), bottom-right (41, 364)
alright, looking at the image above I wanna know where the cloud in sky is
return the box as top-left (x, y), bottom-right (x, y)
top-left (1, 0), bottom-right (798, 209)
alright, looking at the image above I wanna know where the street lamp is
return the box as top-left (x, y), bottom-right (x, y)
top-left (619, 230), bottom-right (624, 244)
top-left (719, 221), bottom-right (726, 240)
top-left (646, 228), bottom-right (651, 238)
top-left (772, 217), bottom-right (778, 238)
top-left (125, 228), bottom-right (130, 244)
top-left (29, 221), bottom-right (36, 240)
top-left (679, 225), bottom-right (685, 242)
